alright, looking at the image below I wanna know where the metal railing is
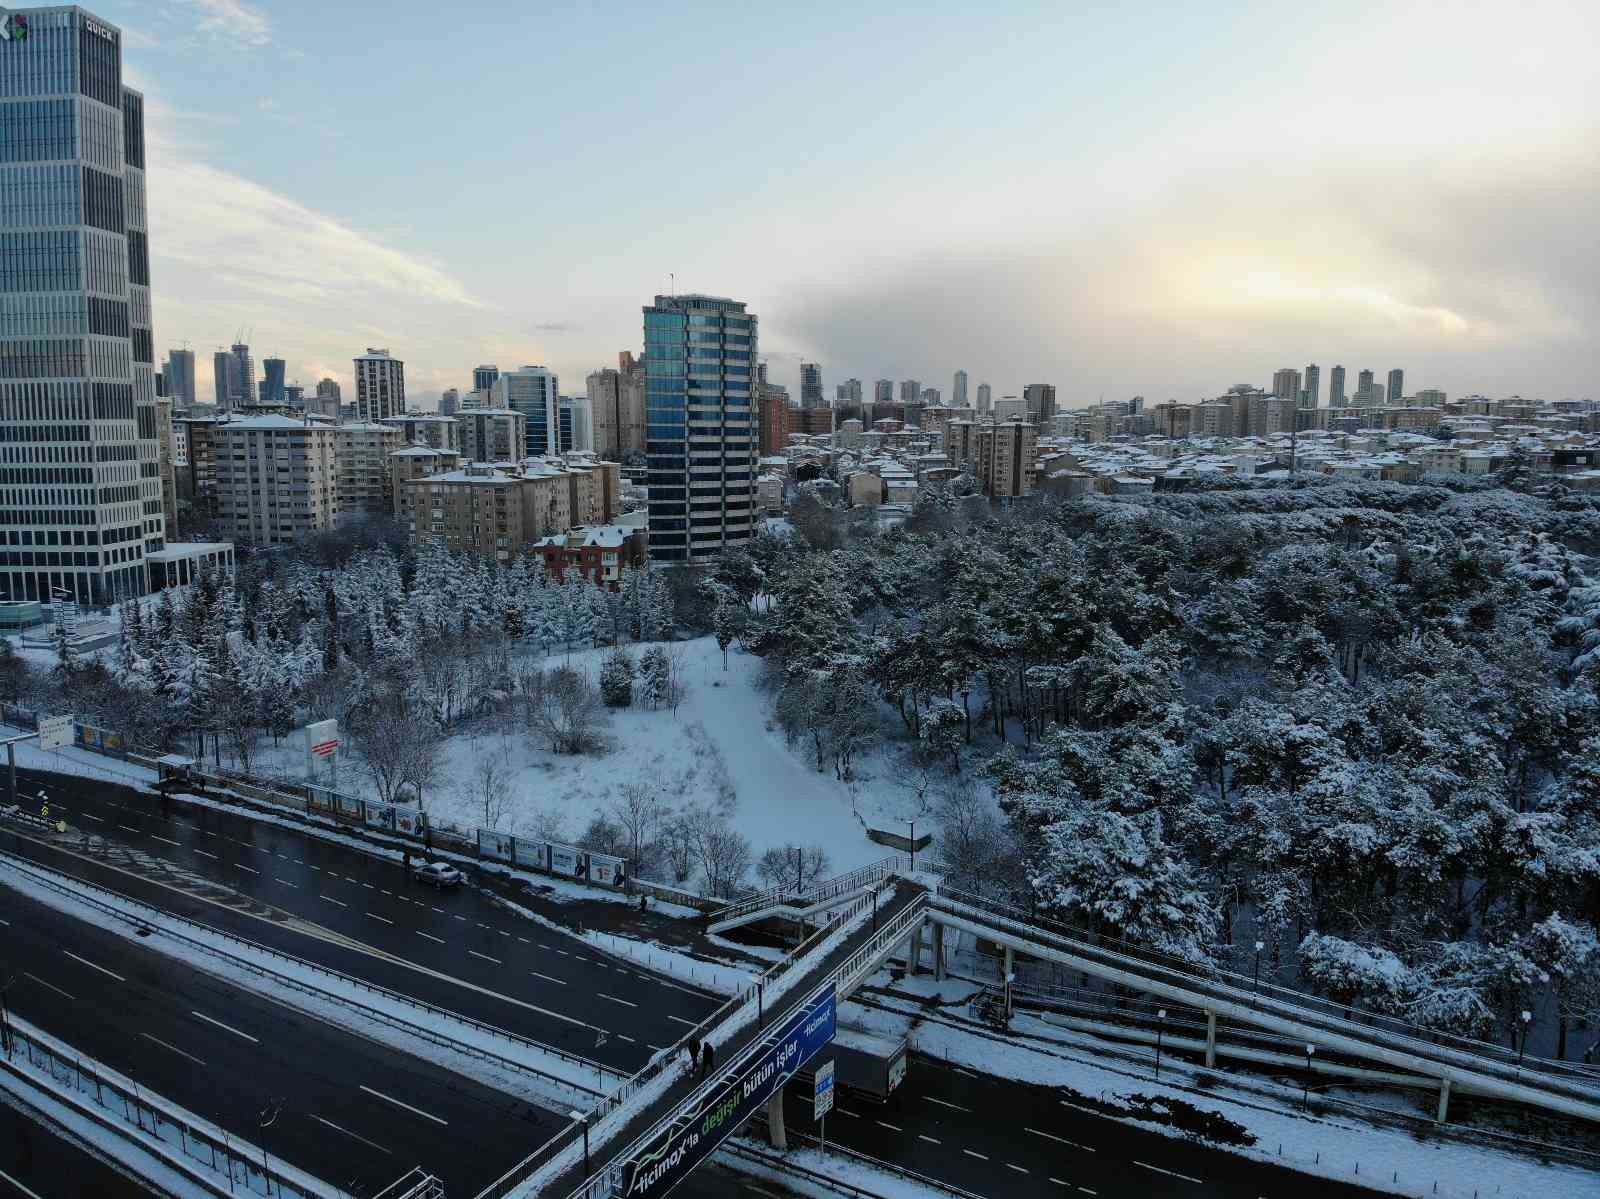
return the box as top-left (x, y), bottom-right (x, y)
top-left (0, 849), bottom-right (623, 1096)
top-left (370, 1167), bottom-right (447, 1199)
top-left (482, 882), bottom-right (907, 1199)
top-left (0, 1015), bottom-right (328, 1198)
top-left (705, 855), bottom-right (910, 927)
top-left (930, 886), bottom-right (1600, 1101)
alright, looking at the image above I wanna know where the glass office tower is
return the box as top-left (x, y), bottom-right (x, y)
top-left (0, 6), bottom-right (165, 604)
top-left (643, 294), bottom-right (756, 562)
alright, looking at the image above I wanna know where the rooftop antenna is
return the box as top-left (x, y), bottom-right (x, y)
top-left (669, 272), bottom-right (675, 297)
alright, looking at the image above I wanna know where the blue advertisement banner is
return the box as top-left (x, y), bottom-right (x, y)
top-left (622, 983), bottom-right (836, 1198)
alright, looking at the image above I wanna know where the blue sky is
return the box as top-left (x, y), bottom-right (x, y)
top-left (106, 0), bottom-right (1598, 405)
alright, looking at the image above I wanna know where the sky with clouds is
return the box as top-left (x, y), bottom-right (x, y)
top-left (106, 0), bottom-right (1598, 408)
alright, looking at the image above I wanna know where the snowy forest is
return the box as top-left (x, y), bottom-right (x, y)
top-left (5, 468), bottom-right (1600, 1058)
top-left (749, 472), bottom-right (1600, 1059)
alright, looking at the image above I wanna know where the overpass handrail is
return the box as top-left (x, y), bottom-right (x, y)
top-left (930, 886), bottom-right (1600, 1099)
top-left (481, 881), bottom-right (901, 1199)
top-left (705, 855), bottom-right (908, 925)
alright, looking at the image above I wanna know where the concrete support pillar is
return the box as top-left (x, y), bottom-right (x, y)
top-left (1003, 945), bottom-right (1015, 1015)
top-left (904, 926), bottom-right (920, 976)
top-left (933, 921), bottom-right (946, 982)
top-left (1205, 1010), bottom-right (1217, 1068)
top-left (766, 1090), bottom-right (787, 1150)
top-left (1436, 1078), bottom-right (1451, 1124)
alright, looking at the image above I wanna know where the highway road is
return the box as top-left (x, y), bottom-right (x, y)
top-left (0, 885), bottom-right (557, 1197)
top-left (3, 765), bottom-right (722, 1071)
top-left (0, 1101), bottom-right (150, 1198)
top-left (4, 765), bottom-right (1388, 1199)
top-left (778, 1050), bottom-right (1385, 1199)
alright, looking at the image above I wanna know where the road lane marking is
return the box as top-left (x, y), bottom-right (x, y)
top-left (63, 951), bottom-right (125, 983)
top-left (617, 1034), bottom-right (637, 1043)
top-left (1028, 1128), bottom-right (1095, 1152)
top-left (452, 915), bottom-right (466, 922)
top-left (274, 878), bottom-right (298, 888)
top-left (0, 1165), bottom-right (46, 1199)
top-left (360, 1084), bottom-right (447, 1126)
top-left (469, 950), bottom-right (502, 964)
top-left (1049, 1179), bottom-right (1070, 1188)
top-left (837, 1108), bottom-right (860, 1118)
top-left (118, 824), bottom-right (140, 833)
top-left (366, 912), bottom-right (394, 925)
top-left (926, 1096), bottom-right (970, 1112)
top-left (963, 1150), bottom-right (988, 1161)
top-left (81, 812), bottom-right (104, 822)
top-left (918, 1134), bottom-right (940, 1145)
top-left (150, 834), bottom-right (180, 847)
top-left (1078, 1189), bottom-right (1097, 1196)
top-left (1006, 1164), bottom-right (1029, 1175)
top-left (876, 1120), bottom-right (901, 1132)
top-left (200, 830), bottom-right (217, 837)
top-left (320, 894), bottom-right (347, 907)
top-left (497, 929), bottom-right (510, 937)
top-left (598, 993), bottom-right (638, 1008)
top-left (517, 937), bottom-right (531, 944)
top-left (312, 1114), bottom-right (392, 1154)
top-left (194, 849), bottom-right (219, 860)
top-left (0, 918), bottom-right (8, 926)
top-left (1134, 1162), bottom-right (1201, 1184)
top-left (191, 1010), bottom-right (259, 1044)
top-left (668, 1015), bottom-right (697, 1026)
top-left (431, 907), bottom-right (444, 914)
top-left (139, 1032), bottom-right (207, 1067)
top-left (477, 923), bottom-right (489, 929)
top-left (22, 972), bottom-right (74, 1001)
top-left (530, 971), bottom-right (566, 986)
top-left (417, 931), bottom-right (446, 944)
top-left (232, 862), bottom-right (259, 874)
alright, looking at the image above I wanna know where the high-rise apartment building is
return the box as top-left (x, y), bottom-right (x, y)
top-left (0, 7), bottom-right (171, 604)
top-left (455, 409), bottom-right (527, 462)
top-left (899, 380), bottom-right (921, 405)
top-left (216, 416), bottom-right (337, 544)
top-left (974, 422), bottom-right (1037, 498)
top-left (1387, 369), bottom-right (1404, 406)
top-left (353, 348), bottom-right (405, 422)
top-left (382, 414), bottom-right (460, 452)
top-left (836, 378), bottom-right (862, 404)
top-left (492, 365), bottom-right (560, 457)
top-left (953, 370), bottom-right (969, 408)
top-left (1272, 368), bottom-right (1302, 401)
top-left (214, 344), bottom-right (254, 410)
top-left (564, 394), bottom-right (592, 453)
top-left (1303, 363), bottom-right (1320, 408)
top-left (1413, 388), bottom-right (1447, 407)
top-left (873, 379), bottom-right (894, 405)
top-left (439, 388), bottom-right (460, 416)
top-left (310, 377), bottom-right (341, 419)
top-left (587, 351), bottom-right (647, 460)
top-left (976, 383), bottom-right (992, 413)
top-left (164, 348), bottom-right (196, 404)
top-left (756, 364), bottom-right (791, 459)
top-left (799, 362), bottom-right (823, 409)
top-left (1023, 383), bottom-right (1057, 423)
top-left (258, 356), bottom-right (286, 406)
top-left (643, 294), bottom-right (756, 562)
top-left (473, 365), bottom-right (500, 394)
top-left (155, 398), bottom-right (178, 532)
top-left (1249, 396), bottom-right (1299, 437)
top-left (920, 388), bottom-right (940, 406)
top-left (1329, 365), bottom-right (1347, 408)
top-left (333, 423), bottom-right (403, 521)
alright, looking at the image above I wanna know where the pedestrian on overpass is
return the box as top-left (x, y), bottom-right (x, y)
top-left (701, 1039), bottom-right (715, 1079)
top-left (687, 1039), bottom-right (700, 1075)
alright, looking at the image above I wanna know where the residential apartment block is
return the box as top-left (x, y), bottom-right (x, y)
top-left (382, 414), bottom-right (460, 451)
top-left (456, 409), bottom-right (527, 463)
top-left (332, 423), bottom-right (403, 520)
top-left (216, 416), bottom-right (337, 545)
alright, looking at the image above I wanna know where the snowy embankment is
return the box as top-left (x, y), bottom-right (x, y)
top-left (0, 723), bottom-right (157, 789)
top-left (0, 857), bottom-right (621, 1111)
top-left (490, 893), bottom-right (758, 996)
top-left (852, 975), bottom-right (1595, 1199)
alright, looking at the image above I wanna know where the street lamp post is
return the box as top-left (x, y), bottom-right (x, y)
top-left (258, 1100), bottom-right (282, 1196)
top-left (1252, 940), bottom-right (1265, 993)
top-left (571, 1109), bottom-right (590, 1179)
top-left (1303, 1045), bottom-right (1315, 1110)
top-left (1519, 1010), bottom-right (1531, 1064)
top-left (1155, 1010), bottom-right (1167, 1079)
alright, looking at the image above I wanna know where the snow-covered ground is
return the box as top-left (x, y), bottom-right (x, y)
top-left (231, 637), bottom-right (962, 880)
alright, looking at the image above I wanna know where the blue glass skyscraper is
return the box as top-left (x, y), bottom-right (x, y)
top-left (643, 294), bottom-right (756, 562)
top-left (0, 6), bottom-right (165, 603)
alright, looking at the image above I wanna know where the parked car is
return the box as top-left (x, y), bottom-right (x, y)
top-left (412, 861), bottom-right (464, 888)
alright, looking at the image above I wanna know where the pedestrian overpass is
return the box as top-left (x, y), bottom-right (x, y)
top-left (481, 858), bottom-right (1600, 1199)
